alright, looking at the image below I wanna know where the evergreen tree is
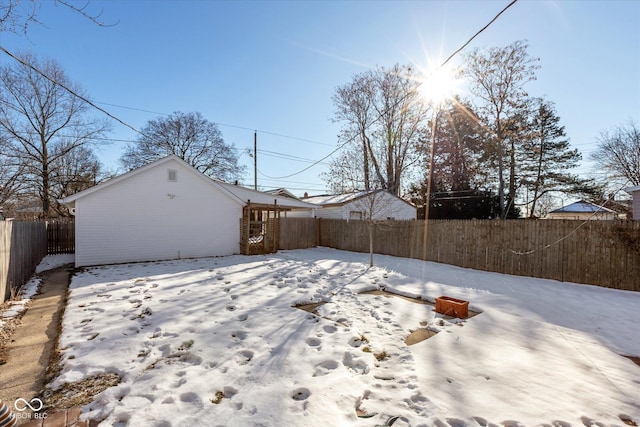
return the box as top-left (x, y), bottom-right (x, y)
top-left (520, 99), bottom-right (596, 217)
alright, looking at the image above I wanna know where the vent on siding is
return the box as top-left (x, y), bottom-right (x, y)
top-left (168, 169), bottom-right (177, 182)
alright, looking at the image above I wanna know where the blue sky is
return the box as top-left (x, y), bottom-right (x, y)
top-left (1, 0), bottom-right (638, 197)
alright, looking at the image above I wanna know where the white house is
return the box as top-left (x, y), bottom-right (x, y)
top-left (61, 155), bottom-right (316, 267)
top-left (624, 185), bottom-right (640, 220)
top-left (545, 200), bottom-right (618, 220)
top-left (301, 190), bottom-right (416, 221)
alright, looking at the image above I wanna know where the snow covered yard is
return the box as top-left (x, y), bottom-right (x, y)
top-left (53, 248), bottom-right (640, 426)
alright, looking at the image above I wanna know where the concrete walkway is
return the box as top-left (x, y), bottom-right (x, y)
top-left (0, 266), bottom-right (77, 426)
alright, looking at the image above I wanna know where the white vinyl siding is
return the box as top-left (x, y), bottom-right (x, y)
top-left (313, 192), bottom-right (416, 220)
top-left (74, 159), bottom-right (241, 267)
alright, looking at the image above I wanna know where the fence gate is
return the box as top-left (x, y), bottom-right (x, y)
top-left (47, 219), bottom-right (75, 254)
top-left (240, 200), bottom-right (281, 255)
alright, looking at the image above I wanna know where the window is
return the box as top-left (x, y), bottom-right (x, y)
top-left (349, 211), bottom-right (363, 220)
top-left (168, 169), bottom-right (177, 182)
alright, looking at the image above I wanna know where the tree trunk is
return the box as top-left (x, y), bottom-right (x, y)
top-left (368, 222), bottom-right (374, 267)
top-left (362, 131), bottom-right (370, 190)
top-left (509, 138), bottom-right (516, 216)
top-left (41, 135), bottom-right (50, 219)
top-left (530, 129), bottom-right (546, 218)
top-left (497, 144), bottom-right (505, 219)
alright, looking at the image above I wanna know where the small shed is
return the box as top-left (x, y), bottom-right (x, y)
top-left (545, 200), bottom-right (618, 220)
top-left (301, 190), bottom-right (416, 221)
top-left (61, 155), bottom-right (316, 266)
top-left (624, 185), bottom-right (640, 220)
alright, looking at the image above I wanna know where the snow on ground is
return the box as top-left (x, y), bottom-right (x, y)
top-left (0, 254), bottom-right (74, 329)
top-left (35, 254), bottom-right (75, 273)
top-left (54, 248), bottom-right (640, 426)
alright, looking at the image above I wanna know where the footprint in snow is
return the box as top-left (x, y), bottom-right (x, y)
top-left (306, 337), bottom-right (321, 347)
top-left (179, 392), bottom-right (201, 405)
top-left (234, 350), bottom-right (253, 365)
top-left (291, 388), bottom-right (310, 401)
top-left (342, 352), bottom-right (369, 375)
top-left (323, 325), bottom-right (337, 333)
top-left (312, 360), bottom-right (339, 377)
top-left (231, 331), bottom-right (247, 341)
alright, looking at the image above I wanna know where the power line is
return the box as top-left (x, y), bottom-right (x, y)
top-left (440, 0), bottom-right (518, 68)
top-left (0, 46), bottom-right (145, 137)
top-left (96, 101), bottom-right (335, 147)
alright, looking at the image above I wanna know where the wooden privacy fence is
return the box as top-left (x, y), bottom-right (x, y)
top-left (47, 219), bottom-right (75, 254)
top-left (279, 217), bottom-right (318, 250)
top-left (280, 218), bottom-right (640, 292)
top-left (0, 221), bottom-right (47, 302)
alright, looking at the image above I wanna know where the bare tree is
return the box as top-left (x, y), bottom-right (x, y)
top-left (0, 151), bottom-right (24, 207)
top-left (0, 52), bottom-right (110, 218)
top-left (349, 190), bottom-right (401, 267)
top-left (591, 120), bottom-right (640, 187)
top-left (0, 0), bottom-right (116, 34)
top-left (332, 73), bottom-right (375, 191)
top-left (121, 111), bottom-right (245, 182)
top-left (322, 143), bottom-right (377, 194)
top-left (463, 40), bottom-right (540, 218)
top-left (49, 145), bottom-right (102, 215)
top-left (329, 64), bottom-right (428, 196)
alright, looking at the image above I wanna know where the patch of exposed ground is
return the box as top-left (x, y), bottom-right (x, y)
top-left (405, 327), bottom-right (438, 345)
top-left (294, 301), bottom-right (326, 316)
top-left (40, 373), bottom-right (121, 411)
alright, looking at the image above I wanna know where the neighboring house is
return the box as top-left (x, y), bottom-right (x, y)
top-left (61, 155), bottom-right (316, 267)
top-left (301, 190), bottom-right (416, 221)
top-left (624, 185), bottom-right (640, 220)
top-left (596, 198), bottom-right (632, 220)
top-left (264, 188), bottom-right (300, 199)
top-left (545, 200), bottom-right (618, 220)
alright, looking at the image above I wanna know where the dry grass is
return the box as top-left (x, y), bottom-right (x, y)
top-left (210, 391), bottom-right (225, 404)
top-left (40, 373), bottom-right (121, 411)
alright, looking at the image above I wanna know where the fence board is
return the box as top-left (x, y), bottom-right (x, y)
top-left (0, 221), bottom-right (47, 302)
top-left (307, 218), bottom-right (640, 292)
top-left (47, 219), bottom-right (75, 254)
top-left (279, 218), bottom-right (318, 250)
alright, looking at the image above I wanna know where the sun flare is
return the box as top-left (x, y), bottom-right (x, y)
top-left (420, 66), bottom-right (457, 105)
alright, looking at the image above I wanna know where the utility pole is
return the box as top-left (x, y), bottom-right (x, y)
top-left (422, 106), bottom-right (439, 261)
top-left (254, 131), bottom-right (257, 190)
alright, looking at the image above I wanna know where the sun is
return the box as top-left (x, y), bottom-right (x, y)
top-left (420, 66), bottom-right (457, 105)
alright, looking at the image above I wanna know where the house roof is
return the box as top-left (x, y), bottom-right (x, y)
top-left (302, 190), bottom-right (416, 209)
top-left (302, 191), bottom-right (373, 206)
top-left (60, 155), bottom-right (317, 210)
top-left (624, 185), bottom-right (640, 194)
top-left (214, 180), bottom-right (315, 209)
top-left (264, 188), bottom-right (300, 199)
top-left (549, 200), bottom-right (616, 214)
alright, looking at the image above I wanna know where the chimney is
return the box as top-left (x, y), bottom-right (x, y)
top-left (303, 192), bottom-right (308, 198)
